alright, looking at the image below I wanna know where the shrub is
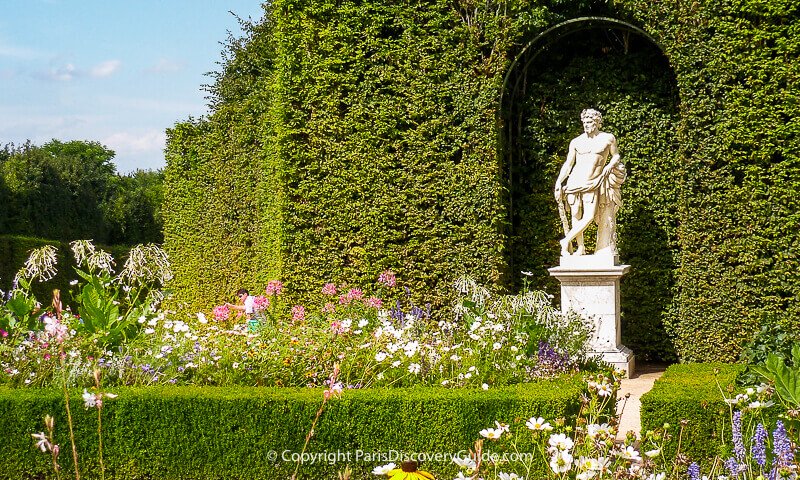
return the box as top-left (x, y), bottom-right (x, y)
top-left (0, 378), bottom-right (584, 479)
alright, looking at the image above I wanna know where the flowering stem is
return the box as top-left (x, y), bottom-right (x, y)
top-left (60, 354), bottom-right (80, 480)
top-left (291, 397), bottom-right (328, 480)
top-left (97, 405), bottom-right (105, 480)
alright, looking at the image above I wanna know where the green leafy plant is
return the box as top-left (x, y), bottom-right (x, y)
top-left (751, 347), bottom-right (800, 411)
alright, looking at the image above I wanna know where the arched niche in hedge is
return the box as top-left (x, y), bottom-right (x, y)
top-left (499, 17), bottom-right (681, 361)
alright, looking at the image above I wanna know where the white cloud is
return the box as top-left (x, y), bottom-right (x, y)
top-left (47, 63), bottom-right (76, 81)
top-left (90, 59), bottom-right (121, 78)
top-left (101, 130), bottom-right (166, 155)
top-left (146, 58), bottom-right (184, 74)
top-left (0, 43), bottom-right (42, 59)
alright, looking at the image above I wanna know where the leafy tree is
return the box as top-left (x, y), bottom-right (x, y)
top-left (104, 169), bottom-right (164, 245)
top-left (0, 139), bottom-right (163, 245)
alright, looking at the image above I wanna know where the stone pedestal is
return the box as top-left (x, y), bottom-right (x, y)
top-left (548, 253), bottom-right (635, 377)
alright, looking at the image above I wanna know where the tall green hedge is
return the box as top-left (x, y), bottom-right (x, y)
top-left (0, 378), bottom-right (583, 479)
top-left (164, 0), bottom-right (800, 362)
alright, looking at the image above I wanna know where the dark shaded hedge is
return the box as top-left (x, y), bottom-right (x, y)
top-left (0, 235), bottom-right (129, 304)
top-left (0, 378), bottom-right (583, 479)
top-left (164, 0), bottom-right (800, 362)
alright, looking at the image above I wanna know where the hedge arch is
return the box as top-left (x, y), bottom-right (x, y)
top-left (499, 17), bottom-right (681, 361)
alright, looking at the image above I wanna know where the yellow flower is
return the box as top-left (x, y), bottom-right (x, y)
top-left (387, 460), bottom-right (435, 480)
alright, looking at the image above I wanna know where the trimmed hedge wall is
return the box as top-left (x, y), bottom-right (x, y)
top-left (0, 377), bottom-right (584, 479)
top-left (164, 0), bottom-right (800, 362)
top-left (640, 363), bottom-right (747, 464)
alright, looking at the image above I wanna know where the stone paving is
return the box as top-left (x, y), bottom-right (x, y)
top-left (615, 363), bottom-right (667, 441)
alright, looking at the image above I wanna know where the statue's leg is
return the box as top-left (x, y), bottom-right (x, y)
top-left (561, 198), bottom-right (597, 255)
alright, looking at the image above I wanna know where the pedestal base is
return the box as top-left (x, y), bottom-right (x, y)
top-left (549, 254), bottom-right (635, 378)
top-left (590, 346), bottom-right (635, 378)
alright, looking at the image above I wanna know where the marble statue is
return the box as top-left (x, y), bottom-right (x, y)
top-left (554, 109), bottom-right (626, 257)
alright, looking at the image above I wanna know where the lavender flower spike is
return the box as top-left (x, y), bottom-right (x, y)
top-left (732, 410), bottom-right (745, 461)
top-left (687, 462), bottom-right (701, 480)
top-left (752, 423), bottom-right (768, 467)
top-left (772, 420), bottom-right (793, 467)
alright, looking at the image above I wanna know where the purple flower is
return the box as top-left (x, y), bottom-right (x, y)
top-left (724, 457), bottom-right (741, 479)
top-left (752, 423), bottom-right (768, 467)
top-left (687, 462), bottom-right (700, 480)
top-left (732, 410), bottom-right (745, 461)
top-left (772, 420), bottom-right (793, 467)
top-left (537, 341), bottom-right (570, 371)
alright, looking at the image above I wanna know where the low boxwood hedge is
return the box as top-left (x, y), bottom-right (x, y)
top-left (0, 376), bottom-right (585, 479)
top-left (640, 363), bottom-right (749, 464)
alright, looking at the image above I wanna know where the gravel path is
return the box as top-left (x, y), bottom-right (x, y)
top-left (615, 364), bottom-right (666, 441)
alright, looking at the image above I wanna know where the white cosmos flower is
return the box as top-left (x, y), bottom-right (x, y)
top-left (372, 463), bottom-right (395, 474)
top-left (482, 383), bottom-right (489, 390)
top-left (375, 352), bottom-right (387, 362)
top-left (617, 445), bottom-right (641, 462)
top-left (548, 433), bottom-right (574, 451)
top-left (498, 473), bottom-right (521, 480)
top-left (391, 360), bottom-right (401, 368)
top-left (526, 416), bottom-right (553, 431)
top-left (493, 342), bottom-right (502, 350)
top-left (479, 427), bottom-right (504, 440)
top-left (452, 456), bottom-right (477, 470)
top-left (597, 382), bottom-right (613, 397)
top-left (549, 450), bottom-right (573, 473)
top-left (358, 319), bottom-right (368, 328)
top-left (408, 363), bottom-right (421, 374)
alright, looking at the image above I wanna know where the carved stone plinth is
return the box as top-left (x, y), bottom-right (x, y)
top-left (548, 253), bottom-right (635, 377)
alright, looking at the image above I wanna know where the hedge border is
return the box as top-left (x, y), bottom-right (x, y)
top-left (0, 376), bottom-right (584, 479)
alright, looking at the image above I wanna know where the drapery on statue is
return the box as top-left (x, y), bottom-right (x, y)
top-left (554, 109), bottom-right (626, 257)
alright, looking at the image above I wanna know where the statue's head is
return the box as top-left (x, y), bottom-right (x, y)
top-left (580, 108), bottom-right (603, 130)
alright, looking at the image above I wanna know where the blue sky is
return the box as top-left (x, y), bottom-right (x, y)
top-left (0, 1), bottom-right (265, 173)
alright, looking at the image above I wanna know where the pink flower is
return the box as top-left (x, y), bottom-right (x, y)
top-left (330, 320), bottom-right (342, 334)
top-left (291, 305), bottom-right (305, 322)
top-left (43, 316), bottom-right (68, 343)
top-left (212, 304), bottom-right (230, 322)
top-left (365, 296), bottom-right (383, 309)
top-left (0, 329), bottom-right (7, 338)
top-left (265, 280), bottom-right (284, 296)
top-left (338, 294), bottom-right (351, 305)
top-left (378, 270), bottom-right (397, 287)
top-left (321, 283), bottom-right (337, 295)
top-left (253, 295), bottom-right (270, 311)
top-left (348, 288), bottom-right (364, 300)
top-left (322, 302), bottom-right (336, 313)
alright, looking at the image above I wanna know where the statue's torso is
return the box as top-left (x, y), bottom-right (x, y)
top-left (566, 132), bottom-right (613, 189)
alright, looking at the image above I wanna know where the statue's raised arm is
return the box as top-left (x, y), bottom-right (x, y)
top-left (554, 109), bottom-right (626, 257)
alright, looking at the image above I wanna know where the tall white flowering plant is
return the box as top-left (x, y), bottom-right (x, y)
top-left (68, 240), bottom-right (172, 348)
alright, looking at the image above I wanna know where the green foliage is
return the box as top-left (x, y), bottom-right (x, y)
top-left (164, 0), bottom-right (800, 362)
top-left (640, 363), bottom-right (746, 463)
top-left (751, 348), bottom-right (800, 410)
top-left (0, 379), bottom-right (584, 479)
top-left (737, 320), bottom-right (800, 385)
